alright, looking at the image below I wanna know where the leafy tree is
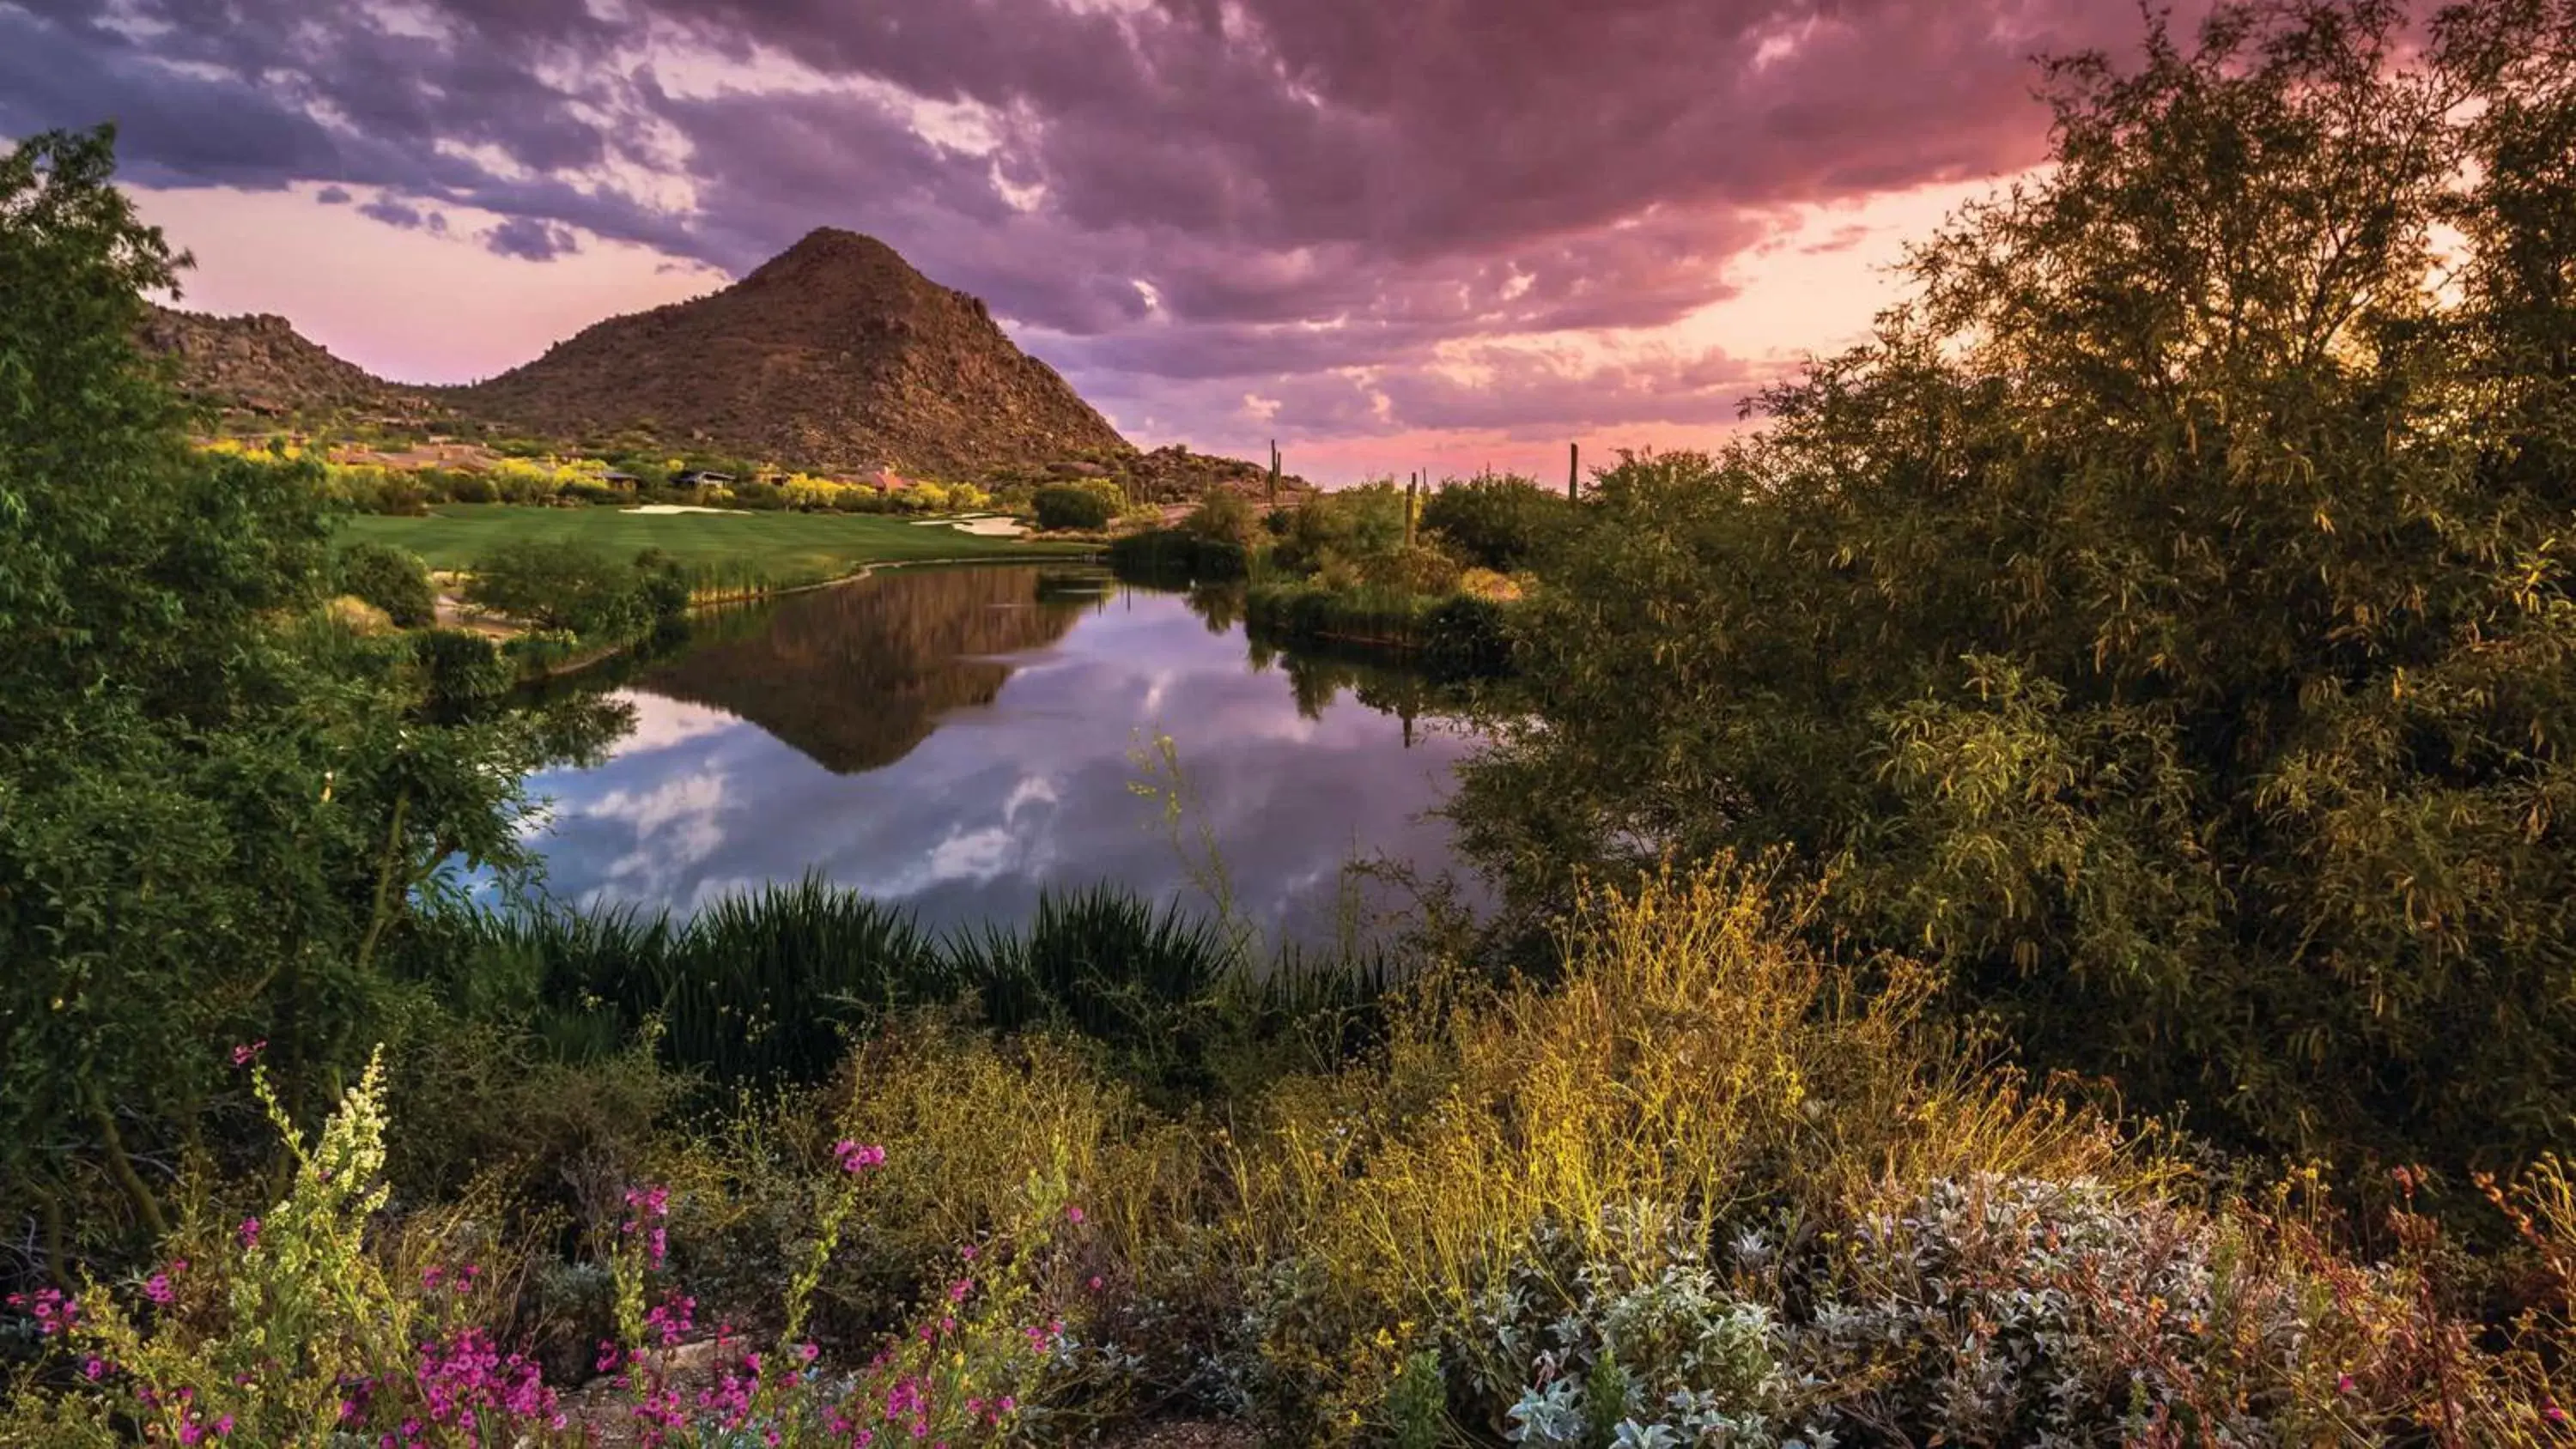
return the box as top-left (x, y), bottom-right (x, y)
top-left (1419, 473), bottom-right (1573, 572)
top-left (332, 541), bottom-right (438, 627)
top-left (0, 128), bottom-right (586, 1259)
top-left (465, 539), bottom-right (677, 640)
top-left (1457, 0), bottom-right (2576, 1173)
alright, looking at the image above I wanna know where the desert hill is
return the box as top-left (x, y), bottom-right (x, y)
top-left (138, 305), bottom-right (435, 426)
top-left (454, 228), bottom-right (1131, 480)
top-left (137, 228), bottom-right (1309, 501)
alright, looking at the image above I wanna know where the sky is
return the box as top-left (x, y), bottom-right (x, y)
top-left (1, 0), bottom-right (2195, 482)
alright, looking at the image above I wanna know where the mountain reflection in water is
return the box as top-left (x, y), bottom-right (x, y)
top-left (524, 565), bottom-right (1479, 936)
top-left (636, 564), bottom-right (1100, 775)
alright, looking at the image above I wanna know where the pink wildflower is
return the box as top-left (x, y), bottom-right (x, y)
top-left (230, 1041), bottom-right (266, 1066)
top-left (1064, 1204), bottom-right (1084, 1225)
top-left (237, 1217), bottom-right (262, 1250)
top-left (144, 1274), bottom-right (174, 1305)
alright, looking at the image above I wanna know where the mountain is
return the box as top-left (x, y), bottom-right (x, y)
top-left (454, 228), bottom-right (1133, 478)
top-left (137, 305), bottom-right (434, 425)
top-left (137, 229), bottom-right (1312, 499)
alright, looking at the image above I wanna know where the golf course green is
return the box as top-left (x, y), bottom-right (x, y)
top-left (340, 505), bottom-right (1094, 584)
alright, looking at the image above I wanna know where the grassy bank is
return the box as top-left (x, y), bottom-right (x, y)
top-left (342, 504), bottom-right (1095, 588)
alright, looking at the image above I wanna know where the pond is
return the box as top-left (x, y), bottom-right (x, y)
top-left (520, 563), bottom-right (1481, 937)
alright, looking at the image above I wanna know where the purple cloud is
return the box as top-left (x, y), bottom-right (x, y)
top-left (0, 0), bottom-right (2229, 455)
top-left (483, 215), bottom-right (580, 262)
top-left (357, 195), bottom-right (447, 234)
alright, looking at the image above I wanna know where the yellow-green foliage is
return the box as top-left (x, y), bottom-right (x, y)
top-left (1213, 863), bottom-right (2129, 1429)
top-left (655, 1022), bottom-right (1141, 1325)
top-left (323, 593), bottom-right (397, 634)
top-left (17, 1052), bottom-right (527, 1446)
top-left (778, 471), bottom-right (856, 510)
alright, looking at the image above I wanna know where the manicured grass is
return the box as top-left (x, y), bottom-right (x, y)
top-left (339, 505), bottom-right (1092, 585)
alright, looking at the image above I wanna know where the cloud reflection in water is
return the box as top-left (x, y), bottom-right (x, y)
top-left (525, 567), bottom-right (1478, 936)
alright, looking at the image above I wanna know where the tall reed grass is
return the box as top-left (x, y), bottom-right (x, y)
top-left (471, 877), bottom-right (1398, 1089)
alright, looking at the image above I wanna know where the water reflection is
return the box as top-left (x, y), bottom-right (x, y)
top-left (635, 565), bottom-right (1098, 774)
top-left (525, 565), bottom-right (1478, 936)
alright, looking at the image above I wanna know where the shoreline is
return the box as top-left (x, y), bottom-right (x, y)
top-left (519, 547), bottom-right (1108, 682)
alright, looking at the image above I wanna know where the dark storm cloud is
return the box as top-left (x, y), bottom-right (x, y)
top-left (0, 0), bottom-right (2214, 444)
top-left (484, 215), bottom-right (580, 261)
top-left (317, 185), bottom-right (353, 204)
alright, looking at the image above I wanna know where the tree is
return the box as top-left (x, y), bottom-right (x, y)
top-left (0, 129), bottom-right (587, 1259)
top-left (464, 539), bottom-right (672, 639)
top-left (1456, 0), bottom-right (2576, 1173)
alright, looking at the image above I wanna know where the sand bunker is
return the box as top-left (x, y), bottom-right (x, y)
top-left (909, 514), bottom-right (1030, 537)
top-left (623, 505), bottom-right (741, 516)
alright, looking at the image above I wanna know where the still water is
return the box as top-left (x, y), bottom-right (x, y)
top-left (521, 565), bottom-right (1478, 935)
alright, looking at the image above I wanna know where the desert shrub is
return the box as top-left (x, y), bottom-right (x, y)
top-left (1419, 473), bottom-right (1572, 572)
top-left (433, 469), bottom-right (495, 504)
top-left (1035, 482), bottom-right (1121, 531)
top-left (1185, 488), bottom-right (1260, 550)
top-left (729, 478), bottom-right (788, 510)
top-left (332, 540), bottom-right (437, 627)
top-left (325, 464), bottom-right (431, 515)
top-left (1353, 542), bottom-right (1461, 597)
top-left (1486, 1210), bottom-right (1799, 1447)
top-left (1207, 864), bottom-right (2118, 1435)
top-left (1789, 1173), bottom-right (2299, 1443)
top-left (323, 594), bottom-right (396, 634)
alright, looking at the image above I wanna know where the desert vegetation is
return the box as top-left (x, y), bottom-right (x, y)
top-left (10, 1), bottom-right (2576, 1445)
top-left (1109, 475), bottom-right (1550, 679)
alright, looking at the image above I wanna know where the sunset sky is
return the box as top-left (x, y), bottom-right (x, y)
top-left (2, 0), bottom-right (2202, 482)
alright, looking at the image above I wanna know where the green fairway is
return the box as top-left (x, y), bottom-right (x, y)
top-left (339, 505), bottom-right (1092, 584)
